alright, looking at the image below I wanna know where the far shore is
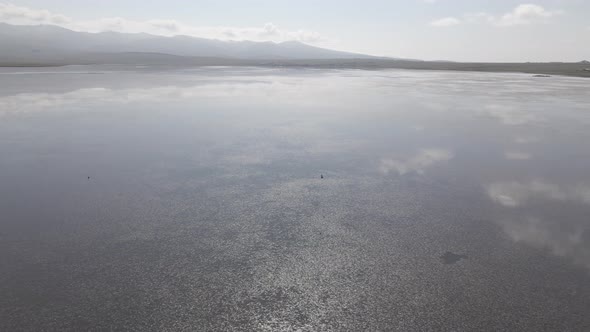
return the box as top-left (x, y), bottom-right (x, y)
top-left (1, 57), bottom-right (589, 78)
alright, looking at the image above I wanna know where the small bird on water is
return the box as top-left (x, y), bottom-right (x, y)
top-left (321, 174), bottom-right (324, 179)
top-left (88, 176), bottom-right (90, 180)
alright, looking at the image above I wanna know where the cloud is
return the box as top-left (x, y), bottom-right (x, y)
top-left (433, 4), bottom-right (562, 28)
top-left (430, 17), bottom-right (461, 27)
top-left (496, 4), bottom-right (560, 27)
top-left (0, 2), bottom-right (70, 25)
top-left (0, 3), bottom-right (324, 43)
top-left (379, 149), bottom-right (453, 175)
top-left (146, 19), bottom-right (181, 32)
top-left (464, 12), bottom-right (495, 24)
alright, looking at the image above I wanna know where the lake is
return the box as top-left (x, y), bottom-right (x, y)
top-left (1, 66), bottom-right (589, 331)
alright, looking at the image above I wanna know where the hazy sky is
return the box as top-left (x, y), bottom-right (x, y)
top-left (1, 0), bottom-right (589, 62)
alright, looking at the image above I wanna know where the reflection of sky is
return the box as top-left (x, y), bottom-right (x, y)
top-left (379, 149), bottom-right (453, 175)
top-left (2, 67), bottom-right (590, 329)
top-left (0, 68), bottom-right (590, 267)
top-left (2, 73), bottom-right (590, 211)
top-left (488, 180), bottom-right (590, 270)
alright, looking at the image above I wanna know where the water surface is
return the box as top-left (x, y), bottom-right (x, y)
top-left (1, 67), bottom-right (589, 331)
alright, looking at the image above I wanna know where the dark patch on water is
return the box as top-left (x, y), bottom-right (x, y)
top-left (440, 251), bottom-right (468, 264)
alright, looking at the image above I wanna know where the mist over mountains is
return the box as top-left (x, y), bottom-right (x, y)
top-left (1, 22), bottom-right (588, 79)
top-left (0, 23), bottom-right (377, 65)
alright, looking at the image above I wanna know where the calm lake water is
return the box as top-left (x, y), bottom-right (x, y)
top-left (1, 66), bottom-right (589, 331)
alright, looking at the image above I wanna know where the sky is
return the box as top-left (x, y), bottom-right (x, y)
top-left (1, 0), bottom-right (589, 62)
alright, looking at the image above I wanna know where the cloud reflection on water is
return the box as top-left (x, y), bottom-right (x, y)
top-left (488, 181), bottom-right (590, 207)
top-left (481, 104), bottom-right (544, 126)
top-left (0, 84), bottom-right (269, 116)
top-left (2, 67), bottom-right (590, 275)
top-left (379, 149), bottom-right (453, 175)
top-left (488, 180), bottom-right (590, 270)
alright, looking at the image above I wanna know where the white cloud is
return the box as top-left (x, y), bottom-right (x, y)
top-left (0, 2), bottom-right (70, 25)
top-left (0, 3), bottom-right (324, 43)
top-left (496, 4), bottom-right (560, 27)
top-left (379, 149), bottom-right (453, 175)
top-left (435, 4), bottom-right (562, 28)
top-left (464, 12), bottom-right (495, 24)
top-left (430, 17), bottom-right (461, 27)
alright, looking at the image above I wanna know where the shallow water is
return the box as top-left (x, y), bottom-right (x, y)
top-left (1, 66), bottom-right (589, 331)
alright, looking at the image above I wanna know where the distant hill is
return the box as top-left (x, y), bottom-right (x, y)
top-left (0, 23), bottom-right (378, 64)
top-left (1, 23), bottom-right (588, 78)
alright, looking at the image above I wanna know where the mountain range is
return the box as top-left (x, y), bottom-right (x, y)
top-left (0, 23), bottom-right (377, 65)
top-left (1, 22), bottom-right (589, 78)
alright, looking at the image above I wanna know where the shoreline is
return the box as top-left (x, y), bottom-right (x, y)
top-left (1, 59), bottom-right (589, 78)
